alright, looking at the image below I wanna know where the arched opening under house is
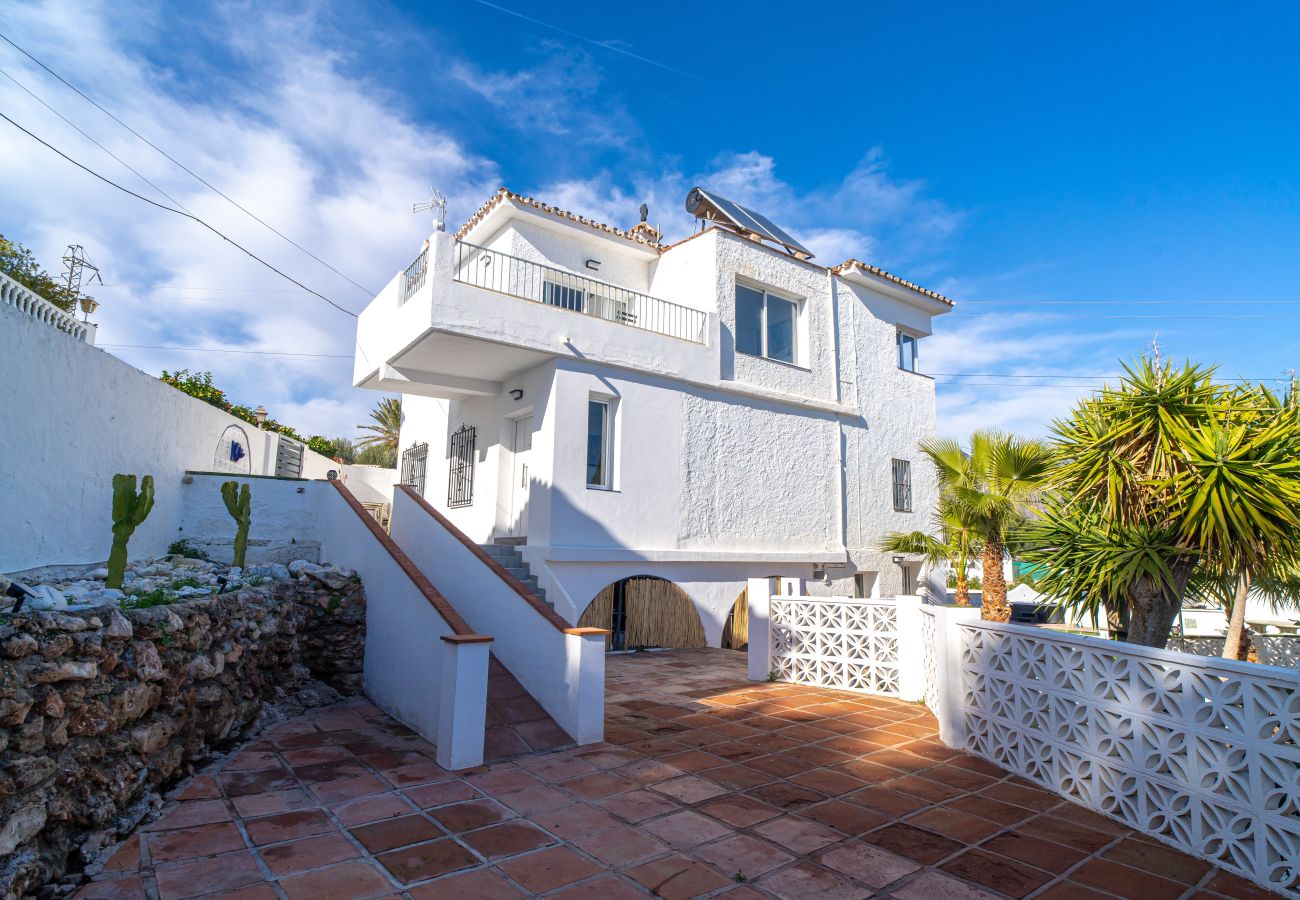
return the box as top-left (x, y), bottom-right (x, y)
top-left (577, 576), bottom-right (707, 652)
top-left (720, 586), bottom-right (749, 650)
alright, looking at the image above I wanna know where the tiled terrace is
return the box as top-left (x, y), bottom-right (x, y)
top-left (77, 650), bottom-right (1272, 900)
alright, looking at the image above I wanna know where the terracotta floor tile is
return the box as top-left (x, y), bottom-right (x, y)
top-left (981, 832), bottom-right (1086, 873)
top-left (701, 764), bottom-right (773, 791)
top-left (1071, 857), bottom-right (1189, 900)
top-left (789, 767), bottom-right (866, 797)
top-left (231, 788), bottom-right (317, 819)
top-left (562, 771), bottom-right (638, 800)
top-left (698, 794), bottom-right (781, 828)
top-left (757, 861), bottom-right (868, 900)
top-left (977, 782), bottom-right (1063, 812)
top-left (799, 799), bottom-right (888, 836)
top-left (907, 806), bottom-right (1005, 842)
top-left (744, 782), bottom-right (824, 811)
top-left (428, 798), bottom-right (513, 833)
top-left (170, 775), bottom-right (221, 801)
top-left (219, 769), bottom-right (299, 798)
top-left (244, 808), bottom-right (335, 846)
top-left (598, 789), bottom-right (681, 823)
top-left (498, 784), bottom-right (573, 815)
top-left (515, 718), bottom-right (574, 752)
top-left (406, 868), bottom-right (526, 899)
top-left (529, 756), bottom-right (601, 783)
top-left (282, 745), bottom-right (355, 767)
top-left (573, 825), bottom-right (668, 866)
top-left (375, 838), bottom-right (478, 884)
top-left (350, 813), bottom-right (444, 853)
top-left (862, 822), bottom-right (963, 865)
top-left (154, 849), bottom-right (264, 899)
top-left (624, 854), bottom-right (731, 900)
top-left (640, 809), bottom-right (732, 849)
top-left (650, 774), bottom-right (730, 804)
top-left (73, 876), bottom-right (149, 899)
top-left (148, 800), bottom-right (232, 832)
top-left (403, 779), bottom-right (480, 809)
top-left (942, 793), bottom-right (1037, 827)
top-left (384, 761), bottom-right (453, 787)
top-left (100, 835), bottom-right (141, 874)
top-left (1016, 813), bottom-right (1121, 854)
top-left (940, 848), bottom-right (1053, 898)
top-left (819, 839), bottom-right (920, 889)
top-left (498, 845), bottom-right (602, 893)
top-left (332, 791), bottom-right (414, 826)
top-left (146, 822), bottom-right (247, 863)
top-left (884, 774), bottom-right (965, 803)
top-left (258, 831), bottom-right (360, 877)
top-left (294, 759), bottom-right (369, 783)
top-left (531, 802), bottom-right (621, 839)
top-left (751, 815), bottom-right (844, 854)
top-left (312, 773), bottom-right (390, 804)
top-left (611, 759), bottom-right (687, 784)
top-left (922, 763), bottom-right (1002, 792)
top-left (1103, 836), bottom-right (1214, 884)
top-left (547, 874), bottom-right (647, 899)
top-left (659, 750), bottom-right (725, 772)
top-left (279, 860), bottom-right (394, 899)
top-left (1032, 882), bottom-right (1119, 900)
top-left (695, 833), bottom-right (794, 879)
top-left (1202, 869), bottom-right (1284, 900)
top-left (889, 870), bottom-right (1002, 899)
top-left (460, 820), bottom-right (555, 859)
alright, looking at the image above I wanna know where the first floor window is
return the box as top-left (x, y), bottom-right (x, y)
top-left (448, 426), bottom-right (475, 507)
top-left (736, 284), bottom-right (798, 364)
top-left (587, 399), bottom-right (611, 488)
top-left (892, 459), bottom-right (912, 512)
top-left (897, 330), bottom-right (919, 372)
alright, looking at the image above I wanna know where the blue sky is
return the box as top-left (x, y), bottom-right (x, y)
top-left (4, 0), bottom-right (1299, 440)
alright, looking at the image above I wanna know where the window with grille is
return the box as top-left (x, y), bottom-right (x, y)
top-left (400, 442), bottom-right (428, 496)
top-left (891, 459), bottom-right (912, 512)
top-left (448, 424), bottom-right (476, 508)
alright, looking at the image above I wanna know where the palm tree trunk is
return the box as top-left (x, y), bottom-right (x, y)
top-left (1124, 560), bottom-right (1193, 647)
top-left (981, 536), bottom-right (1010, 622)
top-left (1222, 568), bottom-right (1252, 660)
top-left (954, 573), bottom-right (970, 607)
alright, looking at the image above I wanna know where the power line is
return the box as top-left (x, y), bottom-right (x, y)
top-left (101, 344), bottom-right (351, 359)
top-left (0, 30), bottom-right (376, 296)
top-left (0, 110), bottom-right (358, 318)
top-left (0, 63), bottom-right (187, 211)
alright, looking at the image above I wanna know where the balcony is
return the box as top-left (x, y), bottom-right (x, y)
top-left (354, 232), bottom-right (716, 401)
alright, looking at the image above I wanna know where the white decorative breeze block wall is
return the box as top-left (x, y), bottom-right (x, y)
top-left (770, 597), bottom-right (900, 695)
top-left (1170, 635), bottom-right (1300, 669)
top-left (920, 605), bottom-right (939, 713)
top-left (958, 621), bottom-right (1300, 894)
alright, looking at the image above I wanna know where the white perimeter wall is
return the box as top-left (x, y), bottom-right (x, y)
top-left (0, 300), bottom-right (367, 573)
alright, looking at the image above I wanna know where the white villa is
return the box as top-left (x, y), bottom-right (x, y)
top-left (352, 186), bottom-right (952, 647)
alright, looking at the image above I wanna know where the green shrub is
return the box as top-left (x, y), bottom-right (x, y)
top-left (168, 539), bottom-right (209, 560)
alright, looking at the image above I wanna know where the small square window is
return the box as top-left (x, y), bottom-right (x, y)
top-left (891, 459), bottom-right (912, 512)
top-left (736, 284), bottom-right (798, 364)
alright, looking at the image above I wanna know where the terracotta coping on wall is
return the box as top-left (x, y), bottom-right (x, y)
top-left (328, 480), bottom-right (481, 638)
top-left (397, 485), bottom-right (607, 636)
top-left (440, 634), bottom-right (495, 644)
top-left (564, 627), bottom-right (612, 637)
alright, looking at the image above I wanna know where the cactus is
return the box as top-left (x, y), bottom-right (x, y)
top-left (221, 481), bottom-right (251, 569)
top-left (106, 474), bottom-right (155, 589)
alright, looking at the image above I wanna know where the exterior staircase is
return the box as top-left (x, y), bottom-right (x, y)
top-left (478, 539), bottom-right (552, 609)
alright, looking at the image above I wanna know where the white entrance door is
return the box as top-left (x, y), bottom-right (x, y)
top-left (509, 416), bottom-right (533, 537)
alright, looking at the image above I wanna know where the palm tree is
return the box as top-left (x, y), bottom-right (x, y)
top-left (922, 431), bottom-right (1052, 622)
top-left (1022, 358), bottom-right (1300, 648)
top-left (881, 498), bottom-right (982, 606)
top-left (356, 397), bottom-right (402, 466)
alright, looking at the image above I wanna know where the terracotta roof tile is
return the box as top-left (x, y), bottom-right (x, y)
top-left (831, 259), bottom-right (954, 306)
top-left (454, 187), bottom-right (663, 250)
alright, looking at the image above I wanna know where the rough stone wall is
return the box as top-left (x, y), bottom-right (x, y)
top-left (0, 579), bottom-right (365, 897)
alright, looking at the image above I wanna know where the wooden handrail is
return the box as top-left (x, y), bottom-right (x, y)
top-left (328, 480), bottom-right (482, 638)
top-left (396, 484), bottom-right (601, 635)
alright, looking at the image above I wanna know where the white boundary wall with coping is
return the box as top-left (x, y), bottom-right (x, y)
top-left (317, 485), bottom-right (489, 770)
top-left (388, 488), bottom-right (605, 744)
top-left (0, 294), bottom-right (389, 574)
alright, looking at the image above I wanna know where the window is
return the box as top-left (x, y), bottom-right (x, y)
top-left (736, 284), bottom-right (798, 364)
top-left (544, 280), bottom-right (584, 313)
top-left (586, 399), bottom-right (612, 488)
top-left (892, 459), bottom-right (912, 512)
top-left (854, 572), bottom-right (878, 599)
top-left (401, 441), bottom-right (428, 496)
top-left (897, 330), bottom-right (919, 372)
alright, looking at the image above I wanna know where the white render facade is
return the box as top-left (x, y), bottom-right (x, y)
top-left (352, 188), bottom-right (952, 643)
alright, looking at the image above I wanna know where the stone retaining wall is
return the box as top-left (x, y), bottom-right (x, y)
top-left (0, 579), bottom-right (365, 896)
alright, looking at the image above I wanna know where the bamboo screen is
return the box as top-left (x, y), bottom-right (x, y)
top-left (721, 587), bottom-right (749, 650)
top-left (625, 577), bottom-right (706, 649)
top-left (577, 583), bottom-right (616, 651)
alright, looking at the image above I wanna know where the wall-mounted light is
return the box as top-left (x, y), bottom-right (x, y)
top-left (891, 555), bottom-right (905, 566)
top-left (585, 259), bottom-right (601, 271)
top-left (509, 389), bottom-right (524, 401)
top-left (253, 405), bottom-right (268, 426)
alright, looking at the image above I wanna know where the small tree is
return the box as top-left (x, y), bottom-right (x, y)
top-left (356, 397), bottom-right (401, 467)
top-left (0, 234), bottom-right (86, 312)
top-left (881, 498), bottom-right (982, 605)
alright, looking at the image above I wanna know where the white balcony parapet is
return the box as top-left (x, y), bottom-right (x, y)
top-left (0, 270), bottom-right (96, 343)
top-left (452, 240), bottom-right (707, 344)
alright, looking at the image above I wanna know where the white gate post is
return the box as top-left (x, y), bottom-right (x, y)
top-left (895, 595), bottom-right (924, 701)
top-left (931, 606), bottom-right (980, 748)
top-left (746, 577), bottom-right (773, 682)
top-left (437, 635), bottom-right (492, 770)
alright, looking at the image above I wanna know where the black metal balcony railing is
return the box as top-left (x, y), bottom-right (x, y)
top-left (400, 247), bottom-right (428, 305)
top-left (452, 240), bottom-right (707, 344)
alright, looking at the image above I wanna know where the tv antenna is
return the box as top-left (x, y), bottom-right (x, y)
top-left (413, 187), bottom-right (448, 232)
top-left (62, 244), bottom-right (103, 321)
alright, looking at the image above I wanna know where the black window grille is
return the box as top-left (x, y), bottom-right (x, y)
top-left (448, 424), bottom-right (476, 508)
top-left (892, 459), bottom-right (912, 512)
top-left (401, 247), bottom-right (428, 305)
top-left (400, 442), bottom-right (428, 496)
